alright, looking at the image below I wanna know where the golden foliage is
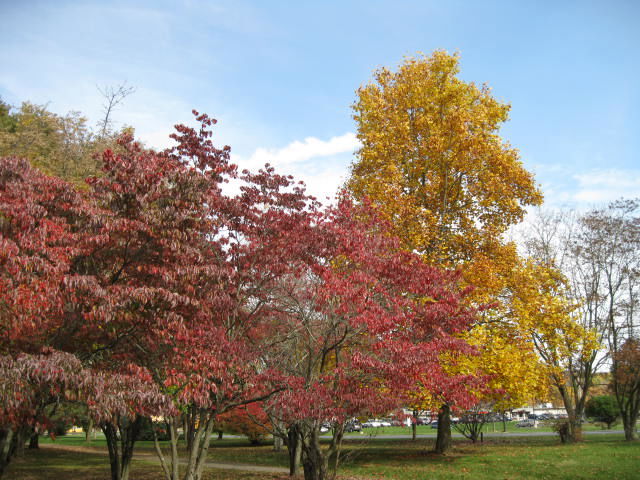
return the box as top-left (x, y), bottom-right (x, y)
top-left (347, 51), bottom-right (548, 409)
top-left (348, 50), bottom-right (542, 265)
top-left (509, 260), bottom-right (599, 384)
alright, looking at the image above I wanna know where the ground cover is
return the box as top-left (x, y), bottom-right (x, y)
top-left (8, 432), bottom-right (639, 479)
top-left (7, 448), bottom-right (284, 480)
top-left (344, 420), bottom-right (618, 437)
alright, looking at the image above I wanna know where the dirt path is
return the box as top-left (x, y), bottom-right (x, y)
top-left (40, 443), bottom-right (290, 474)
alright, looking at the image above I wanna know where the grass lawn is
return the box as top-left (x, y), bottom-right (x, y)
top-left (7, 432), bottom-right (640, 479)
top-left (7, 448), bottom-right (284, 480)
top-left (348, 420), bottom-right (620, 437)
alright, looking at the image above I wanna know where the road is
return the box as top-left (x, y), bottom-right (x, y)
top-left (353, 429), bottom-right (626, 439)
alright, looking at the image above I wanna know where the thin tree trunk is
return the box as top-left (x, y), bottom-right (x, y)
top-left (102, 415), bottom-right (144, 480)
top-left (168, 420), bottom-right (180, 480)
top-left (182, 410), bottom-right (217, 480)
top-left (153, 428), bottom-right (172, 480)
top-left (85, 418), bottom-right (94, 442)
top-left (287, 425), bottom-right (302, 476)
top-left (103, 422), bottom-right (121, 480)
top-left (412, 410), bottom-right (418, 441)
top-left (273, 433), bottom-right (283, 451)
top-left (328, 424), bottom-right (345, 477)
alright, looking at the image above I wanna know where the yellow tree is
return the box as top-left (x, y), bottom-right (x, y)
top-left (347, 51), bottom-right (544, 453)
top-left (0, 101), bottom-right (97, 184)
top-left (0, 99), bottom-right (131, 186)
top-left (509, 261), bottom-right (598, 443)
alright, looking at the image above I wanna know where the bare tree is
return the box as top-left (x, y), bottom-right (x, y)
top-left (97, 82), bottom-right (136, 137)
top-left (523, 200), bottom-right (640, 442)
top-left (579, 199), bottom-right (640, 440)
top-left (523, 208), bottom-right (606, 442)
top-left (453, 403), bottom-right (494, 443)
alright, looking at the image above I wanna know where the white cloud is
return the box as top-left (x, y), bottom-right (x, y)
top-left (233, 133), bottom-right (360, 203)
top-left (243, 133), bottom-right (360, 170)
top-left (573, 169), bottom-right (640, 203)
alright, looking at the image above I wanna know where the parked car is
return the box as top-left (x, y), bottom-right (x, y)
top-left (345, 421), bottom-right (362, 432)
top-left (430, 421), bottom-right (439, 429)
top-left (379, 420), bottom-right (392, 427)
top-left (517, 420), bottom-right (535, 428)
top-left (362, 419), bottom-right (382, 428)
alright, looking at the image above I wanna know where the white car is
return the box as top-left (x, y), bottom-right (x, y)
top-left (362, 419), bottom-right (382, 428)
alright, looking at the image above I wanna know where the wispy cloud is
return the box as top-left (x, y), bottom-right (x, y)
top-left (243, 132), bottom-right (359, 169)
top-left (234, 133), bottom-right (360, 202)
top-left (573, 169), bottom-right (640, 203)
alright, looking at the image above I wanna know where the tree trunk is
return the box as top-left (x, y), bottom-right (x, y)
top-left (622, 412), bottom-right (638, 441)
top-left (557, 415), bottom-right (582, 444)
top-left (217, 431), bottom-right (223, 440)
top-left (13, 426), bottom-right (29, 458)
top-left (85, 418), bottom-right (94, 442)
top-left (183, 409), bottom-right (196, 452)
top-left (412, 409), bottom-right (418, 441)
top-left (103, 422), bottom-right (121, 480)
top-left (183, 410), bottom-right (216, 480)
top-left (102, 415), bottom-right (144, 480)
top-left (153, 418), bottom-right (180, 480)
top-left (273, 434), bottom-right (283, 452)
top-left (328, 424), bottom-right (345, 476)
top-left (28, 432), bottom-right (39, 449)
top-left (301, 430), bottom-right (328, 480)
top-left (434, 404), bottom-right (451, 454)
top-left (0, 429), bottom-right (15, 478)
top-left (287, 425), bottom-right (302, 476)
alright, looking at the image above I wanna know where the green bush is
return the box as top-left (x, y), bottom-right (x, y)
top-left (586, 395), bottom-right (619, 429)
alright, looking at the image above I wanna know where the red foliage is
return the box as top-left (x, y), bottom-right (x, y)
top-left (1, 111), bottom-right (479, 480)
top-left (217, 403), bottom-right (270, 444)
top-left (259, 195), bottom-right (479, 424)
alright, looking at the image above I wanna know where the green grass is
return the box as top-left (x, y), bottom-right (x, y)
top-left (346, 420), bottom-right (620, 437)
top-left (9, 433), bottom-right (640, 479)
top-left (334, 435), bottom-right (640, 479)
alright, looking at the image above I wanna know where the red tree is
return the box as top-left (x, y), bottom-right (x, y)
top-left (0, 157), bottom-right (93, 475)
top-left (2, 112), bottom-right (477, 480)
top-left (261, 198), bottom-right (478, 480)
top-left (75, 113), bottom-right (326, 480)
top-left (0, 153), bottom-right (177, 480)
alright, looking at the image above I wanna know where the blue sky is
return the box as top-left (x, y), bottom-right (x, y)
top-left (1, 0), bottom-right (638, 207)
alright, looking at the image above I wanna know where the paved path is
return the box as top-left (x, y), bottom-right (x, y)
top-left (355, 429), bottom-right (625, 439)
